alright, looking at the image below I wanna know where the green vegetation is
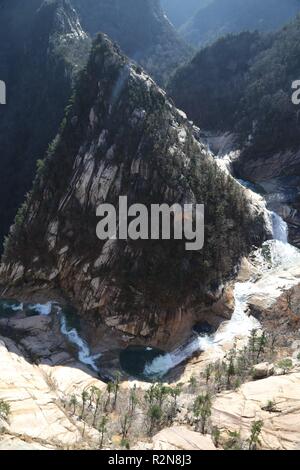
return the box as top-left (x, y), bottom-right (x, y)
top-left (80, 390), bottom-right (89, 420)
top-left (0, 400), bottom-right (11, 423)
top-left (161, 0), bottom-right (210, 29)
top-left (113, 372), bottom-right (121, 409)
top-left (193, 393), bottom-right (212, 434)
top-left (168, 31), bottom-right (267, 131)
top-left (144, 383), bottom-right (181, 435)
top-left (188, 375), bottom-right (198, 393)
top-left (196, 330), bottom-right (279, 394)
top-left (0, 0), bottom-right (90, 253)
top-left (248, 420), bottom-right (264, 450)
top-left (64, 380), bottom-right (183, 448)
top-left (98, 416), bottom-right (108, 449)
top-left (3, 32), bottom-right (266, 323)
top-left (72, 0), bottom-right (191, 86)
top-left (180, 0), bottom-right (300, 47)
top-left (57, 327), bottom-right (293, 449)
top-left (276, 358), bottom-right (293, 374)
top-left (224, 430), bottom-right (243, 450)
top-left (211, 426), bottom-right (221, 448)
top-left (169, 15), bottom-right (300, 161)
top-left (262, 400), bottom-right (279, 413)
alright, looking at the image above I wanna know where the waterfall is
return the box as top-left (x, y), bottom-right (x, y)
top-left (271, 211), bottom-right (288, 243)
top-left (4, 300), bottom-right (102, 372)
top-left (144, 204), bottom-right (299, 378)
top-left (144, 281), bottom-right (260, 378)
top-left (144, 335), bottom-right (213, 378)
top-left (59, 311), bottom-right (101, 372)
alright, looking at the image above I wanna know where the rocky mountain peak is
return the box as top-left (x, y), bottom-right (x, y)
top-left (70, 0), bottom-right (192, 84)
top-left (39, 0), bottom-right (87, 38)
top-left (0, 0), bottom-right (90, 251)
top-left (0, 33), bottom-right (269, 346)
top-left (0, 0), bottom-right (190, 254)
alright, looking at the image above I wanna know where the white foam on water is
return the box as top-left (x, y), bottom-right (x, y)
top-left (0, 301), bottom-right (24, 312)
top-left (27, 302), bottom-right (101, 372)
top-left (59, 313), bottom-right (101, 372)
top-left (144, 210), bottom-right (300, 378)
top-left (0, 298), bottom-right (100, 372)
top-left (212, 282), bottom-right (259, 346)
top-left (31, 303), bottom-right (102, 372)
top-left (10, 302), bottom-right (24, 312)
top-left (29, 302), bottom-right (52, 316)
top-left (271, 211), bottom-right (288, 244)
top-left (144, 335), bottom-right (213, 378)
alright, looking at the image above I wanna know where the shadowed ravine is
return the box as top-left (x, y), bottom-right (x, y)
top-left (1, 198), bottom-right (298, 382)
top-left (142, 199), bottom-right (300, 378)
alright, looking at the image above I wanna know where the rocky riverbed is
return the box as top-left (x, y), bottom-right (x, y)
top-left (1, 234), bottom-right (300, 450)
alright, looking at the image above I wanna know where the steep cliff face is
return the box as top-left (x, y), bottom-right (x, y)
top-left (0, 0), bottom-right (190, 254)
top-left (0, 34), bottom-right (269, 344)
top-left (0, 0), bottom-right (90, 251)
top-left (71, 0), bottom-right (192, 85)
top-left (180, 0), bottom-right (300, 47)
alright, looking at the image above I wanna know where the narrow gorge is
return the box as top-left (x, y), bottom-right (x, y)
top-left (0, 0), bottom-right (300, 453)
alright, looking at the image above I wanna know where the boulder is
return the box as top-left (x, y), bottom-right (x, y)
top-left (252, 362), bottom-right (274, 380)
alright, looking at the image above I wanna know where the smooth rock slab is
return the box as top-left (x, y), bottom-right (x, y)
top-left (212, 371), bottom-right (300, 450)
top-left (0, 435), bottom-right (54, 450)
top-left (0, 337), bottom-right (104, 448)
top-left (152, 426), bottom-right (217, 450)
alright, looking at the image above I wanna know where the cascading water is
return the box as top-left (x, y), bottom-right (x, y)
top-left (22, 300), bottom-right (101, 372)
top-left (0, 297), bottom-right (101, 372)
top-left (144, 186), bottom-right (300, 378)
top-left (28, 302), bottom-right (52, 316)
top-left (271, 211), bottom-right (288, 244)
top-left (144, 335), bottom-right (214, 378)
top-left (2, 168), bottom-right (297, 380)
top-left (59, 309), bottom-right (101, 372)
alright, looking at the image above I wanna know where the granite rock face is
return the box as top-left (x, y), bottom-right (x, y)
top-left (136, 426), bottom-right (217, 450)
top-left (0, 332), bottom-right (105, 449)
top-left (0, 34), bottom-right (269, 346)
top-left (0, 0), bottom-right (190, 253)
top-left (0, 0), bottom-right (90, 250)
top-left (212, 371), bottom-right (300, 450)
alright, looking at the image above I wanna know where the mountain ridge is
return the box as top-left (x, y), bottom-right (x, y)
top-left (0, 33), bottom-right (269, 346)
top-left (0, 0), bottom-right (191, 253)
top-left (0, 0), bottom-right (90, 253)
top-left (181, 0), bottom-right (300, 46)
